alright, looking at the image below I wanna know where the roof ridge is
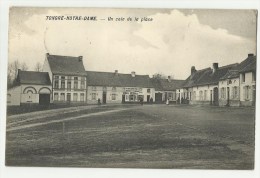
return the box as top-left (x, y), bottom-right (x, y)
top-left (86, 70), bottom-right (149, 77)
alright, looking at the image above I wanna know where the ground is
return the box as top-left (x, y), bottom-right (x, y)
top-left (5, 104), bottom-right (255, 169)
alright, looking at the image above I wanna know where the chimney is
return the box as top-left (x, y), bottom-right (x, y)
top-left (248, 53), bottom-right (254, 57)
top-left (168, 76), bottom-right (171, 82)
top-left (114, 70), bottom-right (118, 75)
top-left (131, 71), bottom-right (136, 77)
top-left (191, 66), bottom-right (196, 75)
top-left (78, 56), bottom-right (83, 62)
top-left (213, 63), bottom-right (218, 73)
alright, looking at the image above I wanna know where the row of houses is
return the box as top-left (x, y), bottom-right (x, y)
top-left (7, 53), bottom-right (256, 107)
top-left (7, 53), bottom-right (184, 106)
top-left (176, 53), bottom-right (256, 106)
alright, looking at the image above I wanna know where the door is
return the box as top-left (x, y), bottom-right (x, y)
top-left (227, 87), bottom-right (230, 106)
top-left (155, 93), bottom-right (163, 103)
top-left (122, 94), bottom-right (125, 103)
top-left (210, 90), bottom-right (213, 105)
top-left (213, 87), bottom-right (219, 106)
top-left (147, 95), bottom-right (150, 103)
top-left (67, 93), bottom-right (71, 103)
top-left (39, 94), bottom-right (50, 105)
top-left (102, 92), bottom-right (106, 104)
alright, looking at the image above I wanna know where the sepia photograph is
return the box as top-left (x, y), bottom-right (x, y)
top-left (5, 7), bottom-right (257, 170)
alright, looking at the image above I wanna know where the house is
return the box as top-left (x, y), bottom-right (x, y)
top-left (7, 70), bottom-right (52, 106)
top-left (86, 70), bottom-right (154, 104)
top-left (178, 62), bottom-right (238, 105)
top-left (150, 76), bottom-right (184, 103)
top-left (239, 54), bottom-right (256, 106)
top-left (42, 53), bottom-right (87, 104)
top-left (218, 54), bottom-right (256, 106)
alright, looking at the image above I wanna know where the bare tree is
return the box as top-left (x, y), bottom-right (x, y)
top-left (7, 60), bottom-right (28, 89)
top-left (152, 73), bottom-right (167, 79)
top-left (21, 62), bottom-right (28, 71)
top-left (34, 62), bottom-right (42, 72)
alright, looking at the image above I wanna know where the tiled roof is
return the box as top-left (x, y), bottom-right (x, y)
top-left (47, 54), bottom-right (87, 76)
top-left (220, 55), bottom-right (256, 80)
top-left (17, 70), bottom-right (51, 85)
top-left (86, 71), bottom-right (153, 88)
top-left (182, 63), bottom-right (238, 87)
top-left (150, 78), bottom-right (185, 91)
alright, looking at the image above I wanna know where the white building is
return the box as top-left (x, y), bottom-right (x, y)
top-left (42, 53), bottom-right (87, 104)
top-left (7, 70), bottom-right (52, 106)
top-left (86, 70), bottom-right (154, 104)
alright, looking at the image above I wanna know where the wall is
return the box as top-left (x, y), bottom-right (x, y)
top-left (52, 75), bottom-right (87, 103)
top-left (7, 86), bottom-right (21, 106)
top-left (20, 84), bottom-right (52, 104)
top-left (87, 86), bottom-right (155, 104)
top-left (218, 78), bottom-right (240, 107)
top-left (188, 85), bottom-right (217, 105)
top-left (240, 72), bottom-right (256, 106)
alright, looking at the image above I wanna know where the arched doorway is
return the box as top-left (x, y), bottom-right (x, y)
top-left (39, 87), bottom-right (51, 105)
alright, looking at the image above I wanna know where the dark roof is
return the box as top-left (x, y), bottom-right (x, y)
top-left (86, 71), bottom-right (153, 88)
top-left (150, 78), bottom-right (185, 91)
top-left (220, 55), bottom-right (256, 80)
top-left (17, 70), bottom-right (51, 85)
top-left (182, 63), bottom-right (238, 87)
top-left (47, 54), bottom-right (87, 76)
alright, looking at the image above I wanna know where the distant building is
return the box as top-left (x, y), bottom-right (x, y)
top-left (177, 53), bottom-right (256, 106)
top-left (86, 70), bottom-right (154, 104)
top-left (7, 70), bottom-right (52, 106)
top-left (150, 76), bottom-right (184, 103)
top-left (42, 53), bottom-right (87, 104)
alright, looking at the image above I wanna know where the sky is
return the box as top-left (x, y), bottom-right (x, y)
top-left (8, 7), bottom-right (257, 79)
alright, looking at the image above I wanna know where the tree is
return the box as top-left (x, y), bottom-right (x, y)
top-left (34, 62), bottom-right (42, 72)
top-left (152, 73), bottom-right (167, 79)
top-left (7, 60), bottom-right (28, 89)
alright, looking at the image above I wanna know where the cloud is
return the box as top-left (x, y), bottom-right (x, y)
top-left (8, 8), bottom-right (256, 79)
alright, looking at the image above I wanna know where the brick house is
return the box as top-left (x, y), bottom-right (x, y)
top-left (42, 53), bottom-right (87, 104)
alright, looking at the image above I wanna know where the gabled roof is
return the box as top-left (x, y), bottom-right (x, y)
top-left (182, 63), bottom-right (238, 88)
top-left (86, 71), bottom-right (153, 88)
top-left (46, 54), bottom-right (87, 76)
top-left (220, 54), bottom-right (256, 80)
top-left (17, 70), bottom-right (51, 85)
top-left (150, 78), bottom-right (185, 91)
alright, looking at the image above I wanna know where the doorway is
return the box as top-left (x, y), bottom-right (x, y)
top-left (39, 94), bottom-right (50, 105)
top-left (213, 87), bottom-right (218, 106)
top-left (102, 92), bottom-right (107, 104)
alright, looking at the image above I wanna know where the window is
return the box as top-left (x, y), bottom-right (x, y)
top-left (112, 94), bottom-right (116, 100)
top-left (221, 87), bottom-right (226, 99)
top-left (54, 93), bottom-right (59, 101)
top-left (232, 86), bottom-right (239, 99)
top-left (244, 86), bottom-right (251, 100)
top-left (81, 78), bottom-right (85, 89)
top-left (67, 81), bottom-right (71, 91)
top-left (168, 93), bottom-right (173, 100)
top-left (112, 87), bottom-right (116, 92)
top-left (91, 93), bottom-right (96, 100)
top-left (252, 72), bottom-right (256, 82)
top-left (242, 73), bottom-right (245, 83)
top-left (103, 87), bottom-right (107, 91)
top-left (74, 77), bottom-right (78, 89)
top-left (73, 93), bottom-right (78, 101)
top-left (199, 91), bottom-right (203, 100)
top-left (204, 90), bottom-right (207, 100)
top-left (54, 77), bottom-right (59, 88)
top-left (80, 93), bottom-right (84, 102)
top-left (193, 91), bottom-right (196, 100)
top-left (61, 76), bottom-right (65, 89)
top-left (147, 89), bottom-right (151, 93)
top-left (60, 93), bottom-right (65, 101)
top-left (74, 81), bottom-right (78, 89)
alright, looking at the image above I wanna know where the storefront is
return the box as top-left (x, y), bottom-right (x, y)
top-left (124, 87), bottom-right (144, 102)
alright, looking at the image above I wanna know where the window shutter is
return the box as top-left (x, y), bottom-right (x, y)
top-left (249, 86), bottom-right (251, 100)
top-left (243, 86), bottom-right (246, 100)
